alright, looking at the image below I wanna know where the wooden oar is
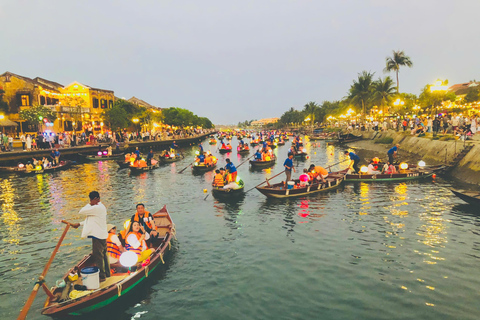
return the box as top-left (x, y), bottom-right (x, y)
top-left (245, 170), bottom-right (285, 193)
top-left (236, 154), bottom-right (255, 169)
top-left (326, 159), bottom-right (349, 171)
top-left (178, 161), bottom-right (194, 174)
top-left (17, 220), bottom-right (75, 320)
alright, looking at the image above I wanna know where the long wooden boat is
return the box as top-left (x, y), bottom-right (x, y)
top-left (129, 161), bottom-right (160, 173)
top-left (116, 160), bottom-right (131, 169)
top-left (450, 189), bottom-right (480, 206)
top-left (338, 133), bottom-right (362, 143)
top-left (212, 179), bottom-right (245, 197)
top-left (219, 148), bottom-right (232, 154)
top-left (41, 206), bottom-right (175, 317)
top-left (192, 162), bottom-right (216, 173)
top-left (338, 167), bottom-right (438, 182)
top-left (18, 161), bottom-right (74, 175)
top-left (256, 173), bottom-right (345, 198)
top-left (79, 153), bottom-right (124, 161)
top-left (159, 155), bottom-right (184, 164)
top-left (293, 151), bottom-right (308, 159)
top-left (249, 158), bottom-right (276, 168)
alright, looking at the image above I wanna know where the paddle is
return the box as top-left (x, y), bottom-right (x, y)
top-left (326, 159), bottom-right (349, 171)
top-left (245, 170), bottom-right (285, 193)
top-left (17, 220), bottom-right (75, 320)
top-left (178, 161), bottom-right (194, 174)
top-left (236, 154), bottom-right (255, 169)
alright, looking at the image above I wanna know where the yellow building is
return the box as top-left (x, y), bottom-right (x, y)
top-left (0, 71), bottom-right (114, 134)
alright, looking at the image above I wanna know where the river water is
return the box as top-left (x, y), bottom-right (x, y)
top-left (1, 137), bottom-right (479, 320)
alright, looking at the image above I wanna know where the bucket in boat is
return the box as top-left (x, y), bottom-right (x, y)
top-left (80, 266), bottom-right (100, 289)
top-left (287, 181), bottom-right (295, 190)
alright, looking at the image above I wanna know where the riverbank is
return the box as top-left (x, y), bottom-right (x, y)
top-left (345, 130), bottom-right (480, 185)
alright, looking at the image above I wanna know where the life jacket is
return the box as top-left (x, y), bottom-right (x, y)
top-left (226, 173), bottom-right (234, 183)
top-left (107, 233), bottom-right (121, 259)
top-left (125, 154), bottom-right (130, 161)
top-left (213, 174), bottom-right (225, 187)
top-left (139, 160), bottom-right (147, 167)
top-left (132, 211), bottom-right (157, 231)
top-left (125, 231), bottom-right (146, 257)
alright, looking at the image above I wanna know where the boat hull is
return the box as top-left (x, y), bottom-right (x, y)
top-left (256, 176), bottom-right (344, 198)
top-left (80, 154), bottom-right (124, 161)
top-left (249, 159), bottom-right (276, 168)
top-left (344, 170), bottom-right (434, 182)
top-left (192, 163), bottom-right (216, 173)
top-left (18, 161), bottom-right (74, 175)
top-left (129, 162), bottom-right (160, 173)
top-left (450, 189), bottom-right (480, 206)
top-left (219, 149), bottom-right (232, 154)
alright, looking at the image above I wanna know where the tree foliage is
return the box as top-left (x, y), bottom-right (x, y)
top-left (19, 104), bottom-right (56, 124)
top-left (162, 107), bottom-right (214, 128)
top-left (383, 50), bottom-right (413, 92)
top-left (348, 71), bottom-right (375, 117)
top-left (372, 76), bottom-right (397, 114)
top-left (464, 87), bottom-right (479, 103)
top-left (418, 83), bottom-right (456, 112)
top-left (103, 104), bottom-right (129, 131)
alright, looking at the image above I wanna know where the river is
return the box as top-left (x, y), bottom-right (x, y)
top-left (1, 137), bottom-right (479, 320)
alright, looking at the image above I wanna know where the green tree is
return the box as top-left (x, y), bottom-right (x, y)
top-left (103, 104), bottom-right (129, 131)
top-left (383, 50), bottom-right (413, 93)
top-left (418, 81), bottom-right (456, 114)
top-left (464, 87), bottom-right (479, 103)
top-left (372, 76), bottom-right (396, 118)
top-left (19, 104), bottom-right (56, 124)
top-left (348, 71), bottom-right (375, 119)
top-left (303, 101), bottom-right (319, 128)
top-left (279, 107), bottom-right (304, 127)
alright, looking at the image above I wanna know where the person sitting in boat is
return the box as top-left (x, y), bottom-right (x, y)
top-left (226, 143), bottom-right (232, 150)
top-left (107, 145), bottom-right (113, 156)
top-left (239, 139), bottom-right (245, 147)
top-left (25, 161), bottom-right (34, 171)
top-left (299, 169), bottom-right (310, 187)
top-left (344, 151), bottom-right (360, 174)
top-left (134, 147), bottom-right (141, 159)
top-left (196, 152), bottom-right (206, 164)
top-left (262, 140), bottom-right (267, 150)
top-left (225, 158), bottom-right (237, 181)
top-left (367, 160), bottom-right (381, 174)
top-left (146, 149), bottom-right (154, 166)
top-left (125, 153), bottom-right (131, 162)
top-left (204, 153), bottom-right (212, 166)
top-left (383, 161), bottom-right (397, 174)
top-left (221, 142), bottom-right (227, 149)
top-left (254, 150), bottom-right (262, 160)
top-left (125, 221), bottom-right (154, 263)
top-left (106, 224), bottom-right (125, 264)
top-left (308, 164), bottom-right (329, 183)
top-left (212, 169), bottom-right (225, 187)
top-left (131, 203), bottom-right (159, 239)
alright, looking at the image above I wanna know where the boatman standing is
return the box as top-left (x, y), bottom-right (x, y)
top-left (199, 143), bottom-right (204, 153)
top-left (387, 144), bottom-right (399, 164)
top-left (284, 153), bottom-right (295, 185)
top-left (344, 151), bottom-right (361, 174)
top-left (134, 147), bottom-right (141, 159)
top-left (146, 149), bottom-right (154, 166)
top-left (254, 150), bottom-right (262, 160)
top-left (72, 191), bottom-right (111, 281)
top-left (225, 158), bottom-right (237, 182)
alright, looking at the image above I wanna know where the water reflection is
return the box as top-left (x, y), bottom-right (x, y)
top-left (0, 179), bottom-right (21, 245)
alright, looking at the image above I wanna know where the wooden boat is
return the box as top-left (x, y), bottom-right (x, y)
top-left (249, 158), bottom-right (276, 168)
top-left (159, 154), bottom-right (184, 163)
top-left (266, 142), bottom-right (277, 149)
top-left (338, 133), bottom-right (362, 143)
top-left (212, 179), bottom-right (245, 197)
top-left (192, 162), bottom-right (216, 173)
top-left (209, 139), bottom-right (217, 145)
top-left (79, 153), bottom-right (124, 161)
top-left (129, 160), bottom-right (160, 173)
top-left (256, 173), bottom-right (345, 198)
top-left (219, 148), bottom-right (232, 154)
top-left (237, 147), bottom-right (250, 155)
top-left (116, 160), bottom-right (131, 169)
top-left (450, 189), bottom-right (480, 206)
top-left (277, 140), bottom-right (285, 146)
top-left (338, 167), bottom-right (438, 182)
top-left (41, 206), bottom-right (175, 317)
top-left (293, 151), bottom-right (308, 159)
top-left (250, 140), bottom-right (259, 146)
top-left (18, 161), bottom-right (74, 175)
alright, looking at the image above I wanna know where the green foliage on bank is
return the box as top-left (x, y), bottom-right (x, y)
top-left (162, 107), bottom-right (213, 128)
top-left (374, 137), bottom-right (394, 144)
top-left (19, 104), bottom-right (56, 124)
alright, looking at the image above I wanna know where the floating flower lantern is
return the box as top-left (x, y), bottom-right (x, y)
top-left (360, 166), bottom-right (368, 173)
top-left (400, 162), bottom-right (409, 170)
top-left (418, 160), bottom-right (426, 168)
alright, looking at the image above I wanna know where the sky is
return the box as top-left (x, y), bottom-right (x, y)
top-left (1, 0), bottom-right (479, 124)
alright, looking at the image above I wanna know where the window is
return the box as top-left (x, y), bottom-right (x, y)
top-left (40, 96), bottom-right (46, 105)
top-left (21, 95), bottom-right (30, 106)
top-left (109, 100), bottom-right (113, 108)
top-left (46, 97), bottom-right (52, 105)
top-left (101, 99), bottom-right (107, 109)
top-left (92, 98), bottom-right (99, 108)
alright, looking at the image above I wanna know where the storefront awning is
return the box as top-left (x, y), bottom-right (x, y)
top-left (0, 119), bottom-right (19, 127)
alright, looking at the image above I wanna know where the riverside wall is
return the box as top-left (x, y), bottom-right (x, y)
top-left (346, 130), bottom-right (480, 185)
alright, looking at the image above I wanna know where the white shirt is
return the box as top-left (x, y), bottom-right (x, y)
top-left (79, 202), bottom-right (108, 239)
top-left (126, 232), bottom-right (149, 250)
top-left (367, 164), bottom-right (380, 174)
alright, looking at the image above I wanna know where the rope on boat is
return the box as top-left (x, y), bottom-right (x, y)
top-left (172, 224), bottom-right (177, 241)
top-left (117, 283), bottom-right (122, 297)
top-left (168, 241), bottom-right (171, 250)
top-left (145, 265), bottom-right (149, 278)
top-left (159, 253), bottom-right (165, 264)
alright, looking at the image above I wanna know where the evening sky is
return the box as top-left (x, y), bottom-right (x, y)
top-left (1, 0), bottom-right (479, 124)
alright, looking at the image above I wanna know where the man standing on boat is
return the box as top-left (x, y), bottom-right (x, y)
top-left (284, 153), bottom-right (295, 185)
top-left (71, 191), bottom-right (111, 281)
top-left (225, 158), bottom-right (237, 182)
top-left (387, 144), bottom-right (399, 164)
top-left (344, 151), bottom-right (361, 174)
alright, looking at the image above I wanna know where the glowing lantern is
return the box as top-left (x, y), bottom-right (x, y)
top-left (400, 162), bottom-right (409, 170)
top-left (373, 157), bottom-right (380, 163)
top-left (360, 166), bottom-right (368, 173)
top-left (35, 165), bottom-right (43, 171)
top-left (418, 160), bottom-right (426, 168)
top-left (123, 219), bottom-right (131, 231)
top-left (119, 251), bottom-right (138, 267)
top-left (195, 151), bottom-right (200, 155)
top-left (18, 164), bottom-right (25, 168)
top-left (302, 148), bottom-right (307, 152)
top-left (103, 151), bottom-right (108, 155)
top-left (97, 151), bottom-right (102, 156)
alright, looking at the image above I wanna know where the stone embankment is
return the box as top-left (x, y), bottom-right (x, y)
top-left (346, 130), bottom-right (479, 185)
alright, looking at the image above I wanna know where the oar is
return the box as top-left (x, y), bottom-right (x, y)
top-left (178, 161), bottom-right (194, 174)
top-left (17, 220), bottom-right (75, 320)
top-left (236, 154), bottom-right (255, 169)
top-left (326, 159), bottom-right (349, 171)
top-left (245, 170), bottom-right (285, 193)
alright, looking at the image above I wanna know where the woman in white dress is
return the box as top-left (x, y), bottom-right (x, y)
top-left (471, 117), bottom-right (477, 134)
top-left (26, 134), bottom-right (32, 151)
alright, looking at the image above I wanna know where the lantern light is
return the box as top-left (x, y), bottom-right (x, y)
top-left (400, 162), bottom-right (409, 170)
top-left (18, 163), bottom-right (25, 168)
top-left (103, 151), bottom-right (108, 155)
top-left (418, 160), bottom-right (426, 168)
top-left (360, 166), bottom-right (368, 173)
top-left (123, 219), bottom-right (131, 231)
top-left (119, 251), bottom-right (138, 267)
top-left (97, 151), bottom-right (102, 156)
top-left (35, 165), bottom-right (43, 170)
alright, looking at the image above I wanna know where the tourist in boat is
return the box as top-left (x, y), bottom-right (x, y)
top-left (71, 191), bottom-right (111, 281)
top-left (254, 150), bottom-right (262, 160)
top-left (107, 145), bottom-right (113, 156)
top-left (239, 139), bottom-right (245, 147)
top-left (367, 160), bottom-right (381, 174)
top-left (225, 158), bottom-right (237, 181)
top-left (212, 169), bottom-right (225, 187)
top-left (131, 203), bottom-right (159, 239)
top-left (125, 152), bottom-right (131, 162)
top-left (284, 153), bottom-right (295, 185)
top-left (146, 149), bottom-right (154, 166)
top-left (196, 152), bottom-right (206, 164)
top-left (308, 164), bottom-right (328, 183)
top-left (106, 224), bottom-right (125, 264)
top-left (299, 169), bottom-right (310, 187)
top-left (171, 140), bottom-right (178, 152)
top-left (262, 140), bottom-right (267, 150)
top-left (387, 144), bottom-right (399, 164)
top-left (134, 147), bottom-right (140, 159)
top-left (25, 161), bottom-right (34, 171)
top-left (219, 167), bottom-right (227, 181)
top-left (221, 142), bottom-right (227, 149)
top-left (204, 153), bottom-right (212, 166)
top-left (344, 151), bottom-right (360, 174)
top-left (125, 221), bottom-right (154, 263)
top-left (383, 161), bottom-right (397, 174)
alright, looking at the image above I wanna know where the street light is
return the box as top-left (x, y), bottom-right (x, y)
top-left (132, 118), bottom-right (139, 123)
top-left (0, 114), bottom-right (4, 120)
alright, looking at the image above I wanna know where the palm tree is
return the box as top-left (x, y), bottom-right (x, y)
top-left (384, 50), bottom-right (413, 93)
top-left (373, 76), bottom-right (396, 119)
top-left (303, 101), bottom-right (319, 130)
top-left (348, 71), bottom-right (375, 119)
